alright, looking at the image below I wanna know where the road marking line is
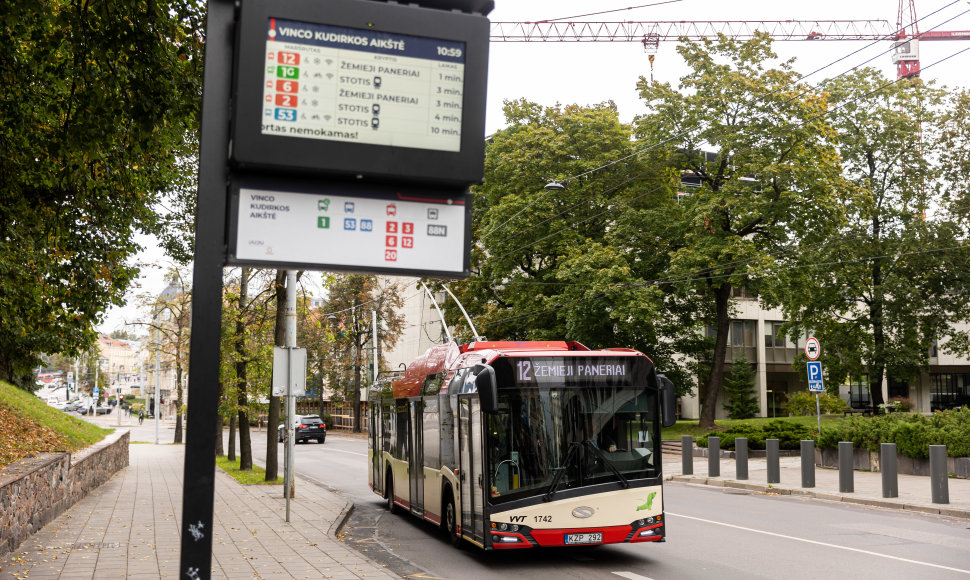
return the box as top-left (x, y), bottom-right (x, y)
top-left (322, 448), bottom-right (366, 457)
top-left (668, 512), bottom-right (970, 575)
top-left (613, 572), bottom-right (655, 580)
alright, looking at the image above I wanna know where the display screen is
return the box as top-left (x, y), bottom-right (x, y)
top-left (261, 18), bottom-right (466, 152)
top-left (499, 357), bottom-right (649, 389)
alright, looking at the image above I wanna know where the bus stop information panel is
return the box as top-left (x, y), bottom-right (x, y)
top-left (231, 0), bottom-right (489, 186)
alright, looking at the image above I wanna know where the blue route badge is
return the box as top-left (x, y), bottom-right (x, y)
top-left (807, 361), bottom-right (824, 392)
top-left (360, 219), bottom-right (373, 232)
top-left (343, 218), bottom-right (357, 231)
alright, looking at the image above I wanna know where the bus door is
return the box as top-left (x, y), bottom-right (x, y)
top-left (458, 396), bottom-right (485, 545)
top-left (369, 402), bottom-right (382, 493)
top-left (409, 400), bottom-right (425, 516)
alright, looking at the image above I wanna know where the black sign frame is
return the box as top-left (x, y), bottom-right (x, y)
top-left (231, 0), bottom-right (490, 186)
top-left (226, 174), bottom-right (473, 278)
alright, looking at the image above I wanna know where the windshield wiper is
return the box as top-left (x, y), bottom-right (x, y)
top-left (543, 441), bottom-right (581, 502)
top-left (583, 440), bottom-right (630, 489)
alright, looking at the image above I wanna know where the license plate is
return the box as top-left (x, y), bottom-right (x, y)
top-left (564, 532), bottom-right (602, 544)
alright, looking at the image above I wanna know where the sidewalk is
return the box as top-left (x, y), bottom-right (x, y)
top-left (662, 452), bottom-right (970, 519)
top-left (0, 423), bottom-right (397, 579)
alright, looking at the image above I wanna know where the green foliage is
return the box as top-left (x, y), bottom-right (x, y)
top-left (0, 1), bottom-right (204, 387)
top-left (766, 70), bottom-right (970, 409)
top-left (816, 408), bottom-right (970, 457)
top-left (635, 34), bottom-right (844, 427)
top-left (722, 358), bottom-right (759, 419)
top-left (0, 380), bottom-right (110, 466)
top-left (784, 391), bottom-right (847, 416)
top-left (697, 420), bottom-right (815, 451)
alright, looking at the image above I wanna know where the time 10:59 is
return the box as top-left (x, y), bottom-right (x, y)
top-left (436, 45), bottom-right (462, 58)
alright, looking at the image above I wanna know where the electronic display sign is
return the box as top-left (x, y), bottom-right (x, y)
top-left (232, 0), bottom-right (489, 186)
top-left (227, 176), bottom-right (472, 278)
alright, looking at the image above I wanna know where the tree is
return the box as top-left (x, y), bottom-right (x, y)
top-left (633, 34), bottom-right (843, 428)
top-left (722, 357), bottom-right (759, 419)
top-left (0, 1), bottom-right (203, 389)
top-left (769, 69), bottom-right (970, 408)
top-left (322, 275), bottom-right (404, 432)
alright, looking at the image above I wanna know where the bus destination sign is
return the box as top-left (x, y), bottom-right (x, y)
top-left (262, 18), bottom-right (466, 152)
top-left (511, 357), bottom-right (637, 388)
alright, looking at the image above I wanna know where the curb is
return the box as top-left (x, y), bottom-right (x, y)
top-left (666, 474), bottom-right (970, 519)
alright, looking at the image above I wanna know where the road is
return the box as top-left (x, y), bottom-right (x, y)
top-left (234, 428), bottom-right (970, 580)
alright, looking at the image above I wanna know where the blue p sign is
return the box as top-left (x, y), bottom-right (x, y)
top-left (807, 361), bottom-right (824, 392)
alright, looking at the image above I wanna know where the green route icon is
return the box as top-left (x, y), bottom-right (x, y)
top-left (318, 198), bottom-right (330, 211)
top-left (317, 216), bottom-right (330, 229)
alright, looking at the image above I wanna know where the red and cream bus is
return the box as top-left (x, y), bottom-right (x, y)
top-left (367, 340), bottom-right (676, 550)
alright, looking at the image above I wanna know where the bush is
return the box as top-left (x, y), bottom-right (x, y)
top-left (697, 420), bottom-right (814, 451)
top-left (816, 407), bottom-right (970, 457)
top-left (888, 396), bottom-right (915, 412)
top-left (785, 392), bottom-right (846, 416)
top-left (723, 357), bottom-right (759, 420)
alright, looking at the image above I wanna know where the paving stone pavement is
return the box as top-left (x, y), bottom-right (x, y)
top-left (662, 452), bottom-right (970, 520)
top-left (0, 433), bottom-right (397, 580)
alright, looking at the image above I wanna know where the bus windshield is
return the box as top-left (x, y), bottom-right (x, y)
top-left (485, 383), bottom-right (661, 505)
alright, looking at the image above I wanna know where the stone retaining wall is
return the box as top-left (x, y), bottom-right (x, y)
top-left (0, 430), bottom-right (129, 556)
top-left (817, 447), bottom-right (970, 478)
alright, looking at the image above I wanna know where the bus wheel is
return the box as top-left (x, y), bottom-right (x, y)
top-left (385, 474), bottom-right (397, 515)
top-left (443, 491), bottom-right (461, 548)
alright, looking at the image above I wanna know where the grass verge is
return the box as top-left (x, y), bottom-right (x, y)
top-left (0, 380), bottom-right (111, 468)
top-left (216, 455), bottom-right (281, 485)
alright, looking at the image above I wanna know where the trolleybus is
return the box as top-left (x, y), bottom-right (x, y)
top-left (368, 340), bottom-right (676, 550)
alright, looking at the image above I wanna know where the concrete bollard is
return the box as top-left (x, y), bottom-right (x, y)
top-left (930, 445), bottom-right (949, 504)
top-left (880, 443), bottom-right (898, 498)
top-left (766, 438), bottom-right (780, 484)
top-left (682, 435), bottom-right (693, 475)
top-left (736, 437), bottom-right (748, 480)
top-left (708, 436), bottom-right (720, 477)
top-left (839, 441), bottom-right (854, 493)
top-left (800, 440), bottom-right (815, 488)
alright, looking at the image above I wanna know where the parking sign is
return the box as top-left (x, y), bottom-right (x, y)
top-left (807, 361), bottom-right (824, 392)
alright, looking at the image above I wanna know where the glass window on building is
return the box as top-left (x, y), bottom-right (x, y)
top-left (930, 373), bottom-right (970, 411)
top-left (847, 375), bottom-right (871, 408)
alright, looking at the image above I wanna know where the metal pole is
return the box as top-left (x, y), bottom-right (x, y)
top-left (154, 324), bottom-right (161, 445)
top-left (930, 445), bottom-right (949, 504)
top-left (838, 441), bottom-right (854, 493)
top-left (441, 283), bottom-right (482, 341)
top-left (285, 270), bottom-right (297, 520)
top-left (372, 310), bottom-right (378, 384)
top-left (735, 437), bottom-right (748, 480)
top-left (708, 436), bottom-right (720, 477)
top-left (420, 281), bottom-right (452, 343)
top-left (681, 435), bottom-right (693, 475)
top-left (766, 439), bottom-right (780, 484)
top-left (178, 1), bottom-right (232, 574)
top-left (881, 443), bottom-right (898, 498)
top-left (800, 440), bottom-right (815, 488)
top-left (815, 393), bottom-right (821, 435)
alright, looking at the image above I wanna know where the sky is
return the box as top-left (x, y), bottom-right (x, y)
top-left (97, 0), bottom-right (970, 333)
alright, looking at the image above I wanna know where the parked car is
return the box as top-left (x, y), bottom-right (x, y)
top-left (278, 415), bottom-right (326, 444)
top-left (94, 405), bottom-right (112, 415)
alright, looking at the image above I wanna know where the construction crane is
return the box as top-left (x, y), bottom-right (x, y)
top-left (490, 1), bottom-right (970, 79)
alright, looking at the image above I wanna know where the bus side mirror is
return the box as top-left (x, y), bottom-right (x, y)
top-left (658, 373), bottom-right (677, 428)
top-left (473, 363), bottom-right (498, 413)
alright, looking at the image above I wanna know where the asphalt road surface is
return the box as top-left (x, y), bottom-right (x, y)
top-left (234, 428), bottom-right (970, 580)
